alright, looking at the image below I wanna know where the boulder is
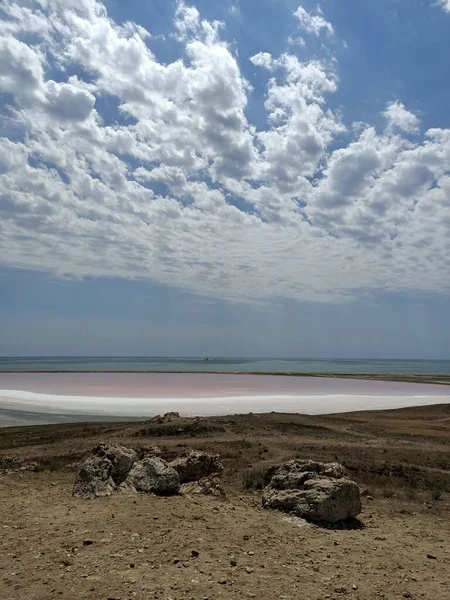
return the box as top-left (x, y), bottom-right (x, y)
top-left (73, 443), bottom-right (137, 499)
top-left (163, 412), bottom-right (181, 421)
top-left (170, 450), bottom-right (224, 483)
top-left (149, 412), bottom-right (181, 424)
top-left (264, 459), bottom-right (348, 488)
top-left (138, 445), bottom-right (162, 458)
top-left (262, 459), bottom-right (361, 523)
top-left (116, 480), bottom-right (139, 494)
top-left (124, 457), bottom-right (180, 495)
top-left (149, 415), bottom-right (163, 423)
top-left (180, 475), bottom-right (226, 498)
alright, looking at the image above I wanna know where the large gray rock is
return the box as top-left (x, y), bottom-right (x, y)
top-left (149, 412), bottom-right (181, 423)
top-left (170, 450), bottom-right (224, 484)
top-left (180, 474), bottom-right (226, 498)
top-left (262, 459), bottom-right (361, 523)
top-left (125, 457), bottom-right (180, 495)
top-left (137, 445), bottom-right (162, 458)
top-left (73, 443), bottom-right (137, 499)
top-left (264, 459), bottom-right (348, 488)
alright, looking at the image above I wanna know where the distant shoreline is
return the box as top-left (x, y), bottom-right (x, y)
top-left (1, 370), bottom-right (450, 386)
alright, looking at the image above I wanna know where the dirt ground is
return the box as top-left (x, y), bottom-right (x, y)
top-left (1, 404), bottom-right (449, 600)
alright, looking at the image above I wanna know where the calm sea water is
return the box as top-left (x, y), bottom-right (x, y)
top-left (1, 357), bottom-right (450, 374)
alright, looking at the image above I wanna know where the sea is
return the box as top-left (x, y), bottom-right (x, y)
top-left (1, 356), bottom-right (450, 374)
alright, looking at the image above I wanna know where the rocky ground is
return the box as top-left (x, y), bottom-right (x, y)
top-left (1, 404), bottom-right (449, 600)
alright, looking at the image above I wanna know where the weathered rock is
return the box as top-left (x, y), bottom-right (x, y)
top-left (138, 445), bottom-right (162, 458)
top-left (180, 474), bottom-right (226, 498)
top-left (117, 480), bottom-right (138, 494)
top-left (262, 478), bottom-right (361, 523)
top-left (108, 445), bottom-right (138, 483)
top-left (262, 459), bottom-right (361, 523)
top-left (149, 412), bottom-right (181, 423)
top-left (163, 412), bottom-right (181, 421)
top-left (73, 444), bottom-right (137, 499)
top-left (359, 485), bottom-right (370, 496)
top-left (0, 456), bottom-right (20, 469)
top-left (149, 415), bottom-right (163, 423)
top-left (1, 457), bottom-right (39, 475)
top-left (124, 457), bottom-right (180, 495)
top-left (264, 459), bottom-right (348, 488)
top-left (170, 450), bottom-right (224, 483)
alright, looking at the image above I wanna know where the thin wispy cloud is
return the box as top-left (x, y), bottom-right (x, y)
top-left (294, 6), bottom-right (334, 38)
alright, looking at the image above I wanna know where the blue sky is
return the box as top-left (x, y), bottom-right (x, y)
top-left (0, 0), bottom-right (450, 358)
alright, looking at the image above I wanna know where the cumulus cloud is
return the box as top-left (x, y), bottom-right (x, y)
top-left (437, 1), bottom-right (450, 13)
top-left (294, 6), bottom-right (334, 38)
top-left (251, 52), bottom-right (344, 196)
top-left (0, 36), bottom-right (45, 100)
top-left (44, 81), bottom-right (96, 121)
top-left (383, 101), bottom-right (420, 134)
top-left (174, 0), bottom-right (222, 43)
top-left (0, 0), bottom-right (449, 305)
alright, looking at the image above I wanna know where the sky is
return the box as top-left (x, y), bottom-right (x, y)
top-left (0, 0), bottom-right (450, 358)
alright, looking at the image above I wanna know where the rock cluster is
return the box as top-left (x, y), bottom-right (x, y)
top-left (124, 457), bottom-right (180, 495)
top-left (180, 474), bottom-right (226, 498)
top-left (262, 459), bottom-right (361, 523)
top-left (73, 443), bottom-right (138, 499)
top-left (171, 450), bottom-right (224, 483)
top-left (147, 412), bottom-right (181, 423)
top-left (73, 448), bottom-right (358, 522)
top-left (73, 444), bottom-right (224, 499)
top-left (0, 456), bottom-right (38, 474)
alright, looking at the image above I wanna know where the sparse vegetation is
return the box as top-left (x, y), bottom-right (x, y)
top-left (1, 404), bottom-right (449, 502)
top-left (1, 403), bottom-right (449, 600)
top-left (431, 488), bottom-right (443, 502)
top-left (34, 453), bottom-right (84, 472)
top-left (381, 486), bottom-right (395, 498)
top-left (242, 465), bottom-right (267, 490)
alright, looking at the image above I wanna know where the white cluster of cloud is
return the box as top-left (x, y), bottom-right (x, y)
top-left (294, 6), bottom-right (334, 38)
top-left (438, 0), bottom-right (450, 13)
top-left (383, 101), bottom-right (420, 134)
top-left (0, 0), bottom-right (449, 304)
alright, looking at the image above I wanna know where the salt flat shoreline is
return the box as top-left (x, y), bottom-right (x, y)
top-left (1, 372), bottom-right (450, 427)
top-left (0, 370), bottom-right (450, 385)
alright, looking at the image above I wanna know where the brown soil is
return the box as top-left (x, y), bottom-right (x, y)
top-left (1, 404), bottom-right (449, 600)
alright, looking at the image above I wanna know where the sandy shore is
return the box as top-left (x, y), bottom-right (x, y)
top-left (1, 373), bottom-right (450, 425)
